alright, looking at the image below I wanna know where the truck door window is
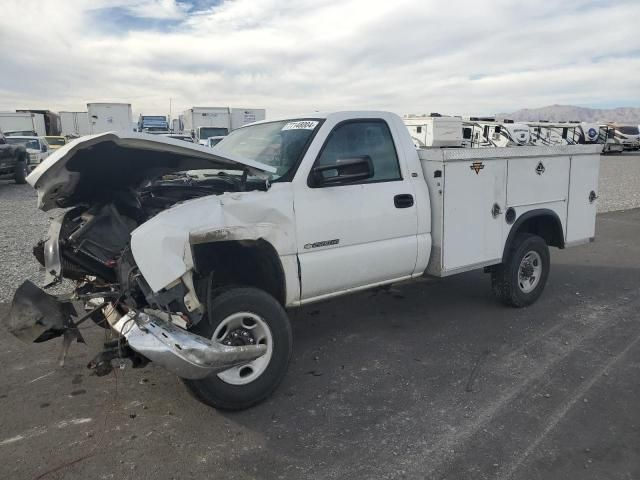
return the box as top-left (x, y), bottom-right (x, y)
top-left (314, 120), bottom-right (401, 184)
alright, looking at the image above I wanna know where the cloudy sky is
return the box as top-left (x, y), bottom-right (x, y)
top-left (1, 0), bottom-right (638, 118)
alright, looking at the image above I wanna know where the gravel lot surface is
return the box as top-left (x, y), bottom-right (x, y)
top-left (597, 151), bottom-right (640, 212)
top-left (0, 208), bottom-right (639, 480)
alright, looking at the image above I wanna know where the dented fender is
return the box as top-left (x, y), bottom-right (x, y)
top-left (130, 183), bottom-right (298, 297)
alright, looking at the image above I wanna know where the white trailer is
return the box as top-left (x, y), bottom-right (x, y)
top-left (87, 103), bottom-right (133, 134)
top-left (59, 111), bottom-right (90, 137)
top-left (0, 112), bottom-right (46, 136)
top-left (230, 108), bottom-right (266, 129)
top-left (183, 107), bottom-right (266, 145)
top-left (404, 116), bottom-right (463, 148)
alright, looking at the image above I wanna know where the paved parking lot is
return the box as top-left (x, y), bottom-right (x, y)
top-left (0, 153), bottom-right (639, 479)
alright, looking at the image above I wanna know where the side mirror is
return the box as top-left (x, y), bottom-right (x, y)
top-left (41, 144), bottom-right (48, 153)
top-left (312, 155), bottom-right (374, 186)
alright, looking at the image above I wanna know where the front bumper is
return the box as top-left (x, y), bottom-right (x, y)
top-left (112, 311), bottom-right (266, 379)
top-left (5, 281), bottom-right (267, 379)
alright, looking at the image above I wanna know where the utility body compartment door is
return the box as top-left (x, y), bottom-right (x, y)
top-left (566, 153), bottom-right (600, 243)
top-left (441, 159), bottom-right (507, 272)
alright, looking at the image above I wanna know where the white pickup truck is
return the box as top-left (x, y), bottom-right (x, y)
top-left (6, 111), bottom-right (600, 410)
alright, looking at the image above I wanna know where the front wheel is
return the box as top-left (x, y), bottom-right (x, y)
top-left (491, 233), bottom-right (550, 307)
top-left (183, 287), bottom-right (292, 410)
top-left (14, 160), bottom-right (28, 184)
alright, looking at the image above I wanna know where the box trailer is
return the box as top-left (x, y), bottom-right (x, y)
top-left (182, 107), bottom-right (266, 145)
top-left (59, 111), bottom-right (90, 137)
top-left (0, 112), bottom-right (46, 136)
top-left (230, 108), bottom-right (266, 129)
top-left (87, 103), bottom-right (133, 134)
top-left (16, 110), bottom-right (61, 136)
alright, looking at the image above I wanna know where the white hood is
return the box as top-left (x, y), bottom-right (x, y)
top-left (27, 131), bottom-right (276, 211)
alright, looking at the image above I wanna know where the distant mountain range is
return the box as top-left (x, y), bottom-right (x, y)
top-left (496, 105), bottom-right (640, 124)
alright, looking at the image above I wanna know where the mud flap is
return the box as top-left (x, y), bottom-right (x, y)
top-left (4, 280), bottom-right (83, 344)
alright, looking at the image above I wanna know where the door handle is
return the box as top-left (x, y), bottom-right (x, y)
top-left (394, 194), bottom-right (414, 208)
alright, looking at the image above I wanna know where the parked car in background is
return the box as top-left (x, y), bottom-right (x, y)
top-left (4, 136), bottom-right (50, 169)
top-left (0, 132), bottom-right (29, 184)
top-left (43, 136), bottom-right (66, 151)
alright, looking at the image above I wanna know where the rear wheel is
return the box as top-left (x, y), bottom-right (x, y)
top-left (491, 233), bottom-right (550, 307)
top-left (183, 286), bottom-right (292, 410)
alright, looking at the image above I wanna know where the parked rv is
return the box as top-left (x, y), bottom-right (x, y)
top-left (598, 124), bottom-right (625, 154)
top-left (87, 103), bottom-right (133, 134)
top-left (403, 115), bottom-right (463, 148)
top-left (612, 124), bottom-right (640, 150)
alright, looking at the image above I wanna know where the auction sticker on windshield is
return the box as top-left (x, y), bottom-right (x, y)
top-left (282, 120), bottom-right (319, 131)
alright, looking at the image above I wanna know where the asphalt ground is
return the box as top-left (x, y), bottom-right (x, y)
top-left (0, 152), bottom-right (639, 479)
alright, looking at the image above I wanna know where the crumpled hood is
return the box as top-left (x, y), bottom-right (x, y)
top-left (27, 131), bottom-right (277, 211)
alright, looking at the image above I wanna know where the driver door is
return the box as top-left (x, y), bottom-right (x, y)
top-left (294, 118), bottom-right (418, 301)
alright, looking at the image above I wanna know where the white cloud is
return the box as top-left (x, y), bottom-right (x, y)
top-left (0, 0), bottom-right (638, 118)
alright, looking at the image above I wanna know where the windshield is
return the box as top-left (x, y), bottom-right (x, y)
top-left (214, 119), bottom-right (321, 180)
top-left (6, 137), bottom-right (40, 150)
top-left (200, 127), bottom-right (228, 138)
top-left (44, 137), bottom-right (65, 146)
top-left (618, 126), bottom-right (639, 135)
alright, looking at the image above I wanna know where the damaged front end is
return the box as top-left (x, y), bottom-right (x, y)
top-left (4, 132), bottom-right (275, 378)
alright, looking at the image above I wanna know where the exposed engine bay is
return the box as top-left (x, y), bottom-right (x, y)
top-left (34, 172), bottom-right (269, 321)
top-left (6, 132), bottom-right (277, 380)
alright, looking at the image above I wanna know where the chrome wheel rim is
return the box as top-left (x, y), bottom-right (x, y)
top-left (518, 251), bottom-right (542, 294)
top-left (212, 312), bottom-right (273, 385)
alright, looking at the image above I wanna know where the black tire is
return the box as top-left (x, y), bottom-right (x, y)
top-left (14, 160), bottom-right (28, 184)
top-left (491, 233), bottom-right (550, 308)
top-left (183, 286), bottom-right (292, 410)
